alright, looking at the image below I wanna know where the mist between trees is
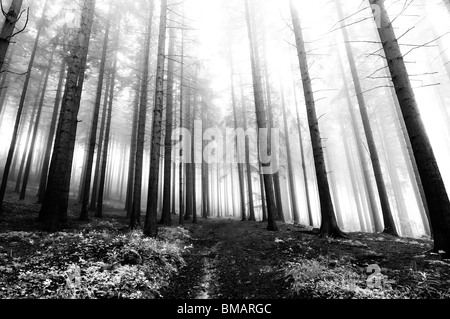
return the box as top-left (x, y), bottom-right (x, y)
top-left (0, 0), bottom-right (450, 256)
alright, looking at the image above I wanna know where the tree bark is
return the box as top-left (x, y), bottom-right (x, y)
top-left (0, 0), bottom-right (23, 71)
top-left (144, 0), bottom-right (167, 237)
top-left (38, 0), bottom-right (95, 230)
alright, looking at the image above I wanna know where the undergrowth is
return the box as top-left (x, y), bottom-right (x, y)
top-left (0, 226), bottom-right (192, 299)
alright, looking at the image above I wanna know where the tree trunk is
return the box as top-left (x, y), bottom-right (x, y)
top-left (80, 7), bottom-right (111, 220)
top-left (20, 44), bottom-right (56, 200)
top-left (96, 32), bottom-right (118, 218)
top-left (89, 74), bottom-right (111, 212)
top-left (159, 27), bottom-right (175, 225)
top-left (0, 43), bottom-right (17, 117)
top-left (371, 0), bottom-right (450, 254)
top-left (125, 80), bottom-right (139, 217)
top-left (14, 78), bottom-right (42, 194)
top-left (290, 0), bottom-right (344, 237)
top-left (38, 0), bottom-right (95, 230)
top-left (244, 0), bottom-right (277, 230)
top-left (0, 0), bottom-right (23, 71)
top-left (240, 81), bottom-right (254, 222)
top-left (290, 59), bottom-right (314, 226)
top-left (280, 82), bottom-right (300, 224)
top-left (144, 0), bottom-right (167, 237)
top-left (228, 44), bottom-right (246, 221)
top-left (130, 1), bottom-right (154, 229)
top-left (178, 10), bottom-right (185, 226)
top-left (37, 47), bottom-right (66, 204)
top-left (336, 0), bottom-right (397, 236)
top-left (337, 51), bottom-right (381, 232)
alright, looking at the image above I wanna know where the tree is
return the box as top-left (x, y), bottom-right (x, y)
top-left (280, 81), bottom-right (300, 224)
top-left (144, 0), bottom-right (168, 238)
top-left (244, 0), bottom-right (277, 230)
top-left (160, 25), bottom-right (175, 226)
top-left (37, 33), bottom-right (67, 204)
top-left (80, 6), bottom-right (112, 221)
top-left (369, 0), bottom-right (450, 255)
top-left (130, 0), bottom-right (154, 229)
top-left (335, 0), bottom-right (397, 236)
top-left (289, 0), bottom-right (344, 237)
top-left (38, 0), bottom-right (96, 231)
top-left (0, 0), bottom-right (25, 71)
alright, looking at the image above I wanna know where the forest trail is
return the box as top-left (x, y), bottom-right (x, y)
top-left (161, 217), bottom-right (450, 299)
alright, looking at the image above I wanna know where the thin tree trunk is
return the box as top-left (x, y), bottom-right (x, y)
top-left (290, 0), bottom-right (344, 237)
top-left (125, 80), bottom-right (139, 217)
top-left (37, 48), bottom-right (66, 204)
top-left (130, 1), bottom-right (154, 229)
top-left (20, 45), bottom-right (56, 200)
top-left (38, 0), bottom-right (95, 230)
top-left (160, 26), bottom-right (175, 225)
top-left (0, 43), bottom-right (17, 116)
top-left (240, 80), bottom-right (254, 222)
top-left (228, 43), bottom-right (246, 221)
top-left (244, 0), bottom-right (277, 229)
top-left (80, 7), bottom-right (111, 220)
top-left (337, 51), bottom-right (381, 232)
top-left (280, 81), bottom-right (300, 224)
top-left (144, 0), bottom-right (167, 237)
top-left (89, 74), bottom-right (110, 212)
top-left (96, 33), bottom-right (118, 218)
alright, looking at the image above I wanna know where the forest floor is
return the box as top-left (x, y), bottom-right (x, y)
top-left (1, 193), bottom-right (450, 299)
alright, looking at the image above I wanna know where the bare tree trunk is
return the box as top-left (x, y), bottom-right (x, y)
top-left (0, 0), bottom-right (23, 71)
top-left (144, 0), bottom-right (167, 237)
top-left (125, 80), bottom-right (139, 216)
top-left (202, 98), bottom-right (209, 219)
top-left (290, 0), bottom-right (344, 237)
top-left (239, 80), bottom-right (254, 221)
top-left (130, 1), bottom-right (154, 229)
top-left (38, 0), bottom-right (95, 230)
top-left (89, 74), bottom-right (111, 212)
top-left (228, 43), bottom-right (246, 221)
top-left (80, 7), bottom-right (111, 220)
top-left (337, 52), bottom-right (381, 232)
top-left (160, 26), bottom-right (175, 225)
top-left (244, 0), bottom-right (277, 230)
top-left (20, 44), bottom-right (56, 200)
top-left (192, 86), bottom-right (198, 224)
top-left (371, 0), bottom-right (450, 254)
top-left (178, 9), bottom-right (185, 225)
top-left (96, 32), bottom-right (118, 218)
top-left (280, 81), bottom-right (300, 224)
top-left (291, 62), bottom-right (314, 226)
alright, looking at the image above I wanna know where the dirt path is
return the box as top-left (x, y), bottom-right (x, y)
top-left (160, 217), bottom-right (450, 299)
top-left (160, 218), bottom-right (296, 299)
